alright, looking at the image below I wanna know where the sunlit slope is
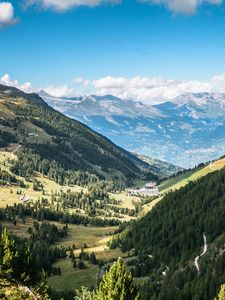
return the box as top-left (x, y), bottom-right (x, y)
top-left (0, 84), bottom-right (149, 181)
top-left (159, 157), bottom-right (225, 193)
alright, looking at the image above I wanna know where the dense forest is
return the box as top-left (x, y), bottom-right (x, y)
top-left (0, 130), bottom-right (17, 148)
top-left (111, 167), bottom-right (225, 299)
top-left (0, 203), bottom-right (121, 227)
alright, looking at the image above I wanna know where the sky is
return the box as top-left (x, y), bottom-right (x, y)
top-left (1, 0), bottom-right (225, 103)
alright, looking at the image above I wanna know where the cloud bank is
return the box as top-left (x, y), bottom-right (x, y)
top-left (23, 0), bottom-right (223, 14)
top-left (2, 73), bottom-right (225, 104)
top-left (24, 0), bottom-right (121, 11)
top-left (139, 0), bottom-right (223, 15)
top-left (0, 2), bottom-right (18, 29)
top-left (0, 74), bottom-right (33, 93)
top-left (74, 74), bottom-right (225, 104)
top-left (0, 74), bottom-right (75, 98)
top-left (43, 85), bottom-right (74, 97)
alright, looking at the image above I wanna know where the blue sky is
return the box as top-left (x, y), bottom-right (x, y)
top-left (1, 0), bottom-right (225, 103)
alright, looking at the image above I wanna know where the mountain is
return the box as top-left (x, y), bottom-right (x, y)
top-left (41, 92), bottom-right (225, 168)
top-left (113, 165), bottom-right (225, 299)
top-left (133, 153), bottom-right (183, 178)
top-left (0, 84), bottom-right (155, 185)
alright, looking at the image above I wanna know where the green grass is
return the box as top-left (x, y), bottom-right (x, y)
top-left (55, 225), bottom-right (116, 249)
top-left (158, 170), bottom-right (194, 192)
top-left (48, 259), bottom-right (98, 291)
top-left (159, 158), bottom-right (225, 194)
top-left (1, 218), bottom-right (33, 239)
top-left (0, 150), bottom-right (141, 220)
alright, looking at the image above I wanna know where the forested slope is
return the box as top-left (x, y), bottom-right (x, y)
top-left (114, 167), bottom-right (225, 299)
top-left (0, 84), bottom-right (155, 185)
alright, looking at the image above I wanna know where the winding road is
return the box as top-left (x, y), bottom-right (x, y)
top-left (194, 233), bottom-right (207, 273)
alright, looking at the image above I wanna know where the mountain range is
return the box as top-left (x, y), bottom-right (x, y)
top-left (0, 84), bottom-right (156, 185)
top-left (41, 91), bottom-right (225, 168)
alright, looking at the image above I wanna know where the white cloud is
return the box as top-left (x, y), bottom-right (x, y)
top-left (0, 74), bottom-right (33, 93)
top-left (43, 85), bottom-right (74, 97)
top-left (24, 0), bottom-right (121, 11)
top-left (73, 77), bottom-right (90, 86)
top-left (76, 74), bottom-right (225, 104)
top-left (3, 73), bottom-right (225, 104)
top-left (0, 2), bottom-right (18, 29)
top-left (139, 0), bottom-right (223, 15)
top-left (0, 74), bottom-right (75, 98)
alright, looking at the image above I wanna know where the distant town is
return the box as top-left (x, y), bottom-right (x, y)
top-left (127, 181), bottom-right (159, 197)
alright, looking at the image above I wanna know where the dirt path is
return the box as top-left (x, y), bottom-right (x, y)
top-left (194, 233), bottom-right (207, 273)
top-left (13, 144), bottom-right (21, 154)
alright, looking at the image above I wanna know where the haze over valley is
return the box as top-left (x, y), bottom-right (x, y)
top-left (41, 91), bottom-right (225, 168)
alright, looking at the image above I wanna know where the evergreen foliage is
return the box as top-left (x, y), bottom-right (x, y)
top-left (74, 286), bottom-right (95, 300)
top-left (95, 257), bottom-right (140, 300)
top-left (0, 227), bottom-right (48, 299)
top-left (117, 167), bottom-right (225, 299)
top-left (0, 169), bottom-right (25, 187)
top-left (216, 285), bottom-right (225, 300)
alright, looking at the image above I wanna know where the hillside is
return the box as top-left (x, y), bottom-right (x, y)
top-left (42, 92), bottom-right (225, 168)
top-left (113, 166), bottom-right (225, 299)
top-left (159, 156), bottom-right (225, 193)
top-left (0, 84), bottom-right (155, 186)
top-left (133, 153), bottom-right (183, 178)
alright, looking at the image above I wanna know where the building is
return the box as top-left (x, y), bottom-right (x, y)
top-left (145, 181), bottom-right (157, 189)
top-left (127, 181), bottom-right (159, 197)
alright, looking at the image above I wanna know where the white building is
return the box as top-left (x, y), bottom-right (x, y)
top-left (127, 182), bottom-right (159, 197)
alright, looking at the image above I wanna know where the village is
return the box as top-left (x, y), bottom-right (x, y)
top-left (127, 181), bottom-right (159, 197)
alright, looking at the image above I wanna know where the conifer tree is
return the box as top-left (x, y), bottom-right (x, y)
top-left (95, 257), bottom-right (140, 300)
top-left (75, 286), bottom-right (95, 300)
top-left (0, 228), bottom-right (19, 279)
top-left (215, 285), bottom-right (225, 300)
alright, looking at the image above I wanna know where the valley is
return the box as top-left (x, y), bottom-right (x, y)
top-left (42, 92), bottom-right (225, 168)
top-left (1, 85), bottom-right (225, 300)
top-left (2, 2), bottom-right (225, 299)
top-left (1, 139), bottom-right (225, 299)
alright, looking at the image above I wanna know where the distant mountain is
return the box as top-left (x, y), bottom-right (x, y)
top-left (41, 92), bottom-right (225, 168)
top-left (0, 84), bottom-right (156, 184)
top-left (133, 153), bottom-right (183, 178)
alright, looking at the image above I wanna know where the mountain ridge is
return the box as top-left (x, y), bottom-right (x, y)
top-left (0, 84), bottom-right (156, 185)
top-left (41, 91), bottom-right (225, 168)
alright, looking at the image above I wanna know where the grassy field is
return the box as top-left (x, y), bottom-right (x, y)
top-left (55, 225), bottom-right (116, 249)
top-left (0, 150), bottom-right (87, 208)
top-left (1, 217), bottom-right (124, 292)
top-left (159, 157), bottom-right (225, 194)
top-left (0, 150), bottom-right (141, 222)
top-left (49, 224), bottom-right (125, 291)
top-left (48, 259), bottom-right (98, 291)
top-left (1, 218), bottom-right (33, 239)
top-left (109, 192), bottom-right (140, 210)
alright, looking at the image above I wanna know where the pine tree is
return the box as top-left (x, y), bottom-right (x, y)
top-left (0, 228), bottom-right (19, 279)
top-left (95, 257), bottom-right (140, 300)
top-left (215, 285), bottom-right (225, 300)
top-left (75, 286), bottom-right (95, 300)
top-left (36, 271), bottom-right (50, 300)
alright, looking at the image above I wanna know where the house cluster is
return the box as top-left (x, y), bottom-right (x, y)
top-left (127, 181), bottom-right (159, 197)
